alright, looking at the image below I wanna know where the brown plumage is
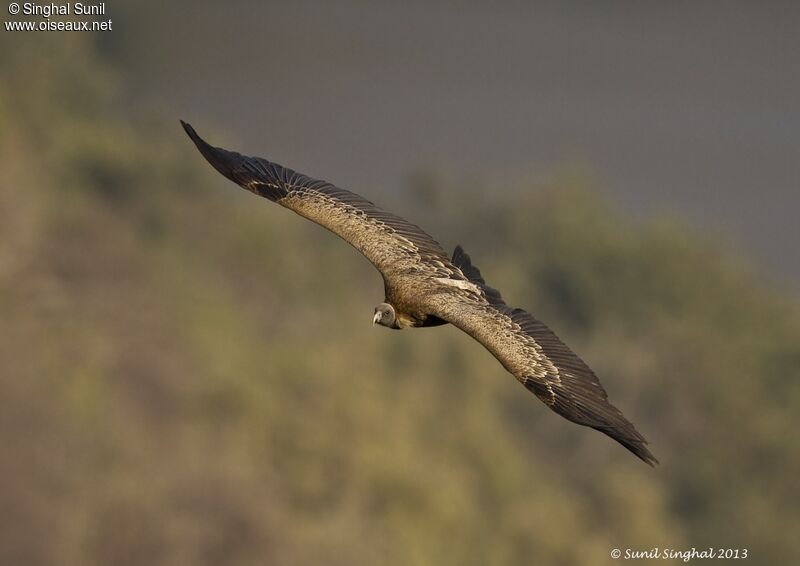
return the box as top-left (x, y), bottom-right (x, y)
top-left (181, 121), bottom-right (657, 466)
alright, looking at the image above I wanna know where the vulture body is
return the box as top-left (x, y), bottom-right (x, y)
top-left (181, 121), bottom-right (657, 466)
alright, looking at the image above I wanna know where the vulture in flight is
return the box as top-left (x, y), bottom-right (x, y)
top-left (181, 121), bottom-right (657, 466)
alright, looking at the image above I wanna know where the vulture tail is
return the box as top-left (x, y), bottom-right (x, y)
top-left (452, 245), bottom-right (505, 305)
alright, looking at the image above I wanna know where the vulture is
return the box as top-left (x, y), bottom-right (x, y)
top-left (181, 121), bottom-right (657, 466)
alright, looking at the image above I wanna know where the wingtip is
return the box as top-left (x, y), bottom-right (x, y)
top-left (180, 119), bottom-right (202, 145)
top-left (639, 448), bottom-right (659, 467)
top-left (620, 434), bottom-right (659, 467)
top-left (631, 431), bottom-right (659, 467)
top-left (593, 418), bottom-right (658, 466)
top-left (179, 120), bottom-right (244, 183)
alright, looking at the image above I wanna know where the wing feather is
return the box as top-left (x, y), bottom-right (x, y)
top-left (427, 291), bottom-right (657, 466)
top-left (181, 121), bottom-right (456, 279)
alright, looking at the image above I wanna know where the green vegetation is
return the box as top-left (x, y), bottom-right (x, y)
top-left (1, 34), bottom-right (798, 566)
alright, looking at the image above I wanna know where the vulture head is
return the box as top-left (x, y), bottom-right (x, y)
top-left (373, 303), bottom-right (398, 329)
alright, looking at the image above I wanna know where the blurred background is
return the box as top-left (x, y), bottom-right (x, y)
top-left (1, 1), bottom-right (798, 565)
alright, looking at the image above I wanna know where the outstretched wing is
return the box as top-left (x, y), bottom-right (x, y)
top-left (181, 121), bottom-right (459, 281)
top-left (433, 248), bottom-right (657, 465)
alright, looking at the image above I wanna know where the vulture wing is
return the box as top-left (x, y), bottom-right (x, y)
top-left (181, 121), bottom-right (459, 281)
top-left (432, 248), bottom-right (657, 465)
top-left (183, 121), bottom-right (655, 465)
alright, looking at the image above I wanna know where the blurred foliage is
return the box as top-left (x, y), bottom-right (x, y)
top-left (1, 33), bottom-right (798, 566)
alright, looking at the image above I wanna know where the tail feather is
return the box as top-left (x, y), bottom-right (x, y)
top-left (452, 245), bottom-right (505, 305)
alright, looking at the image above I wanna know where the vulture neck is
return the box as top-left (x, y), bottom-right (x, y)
top-left (393, 310), bottom-right (448, 329)
top-left (394, 312), bottom-right (416, 329)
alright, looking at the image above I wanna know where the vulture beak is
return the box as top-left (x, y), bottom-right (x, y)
top-left (372, 312), bottom-right (382, 326)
